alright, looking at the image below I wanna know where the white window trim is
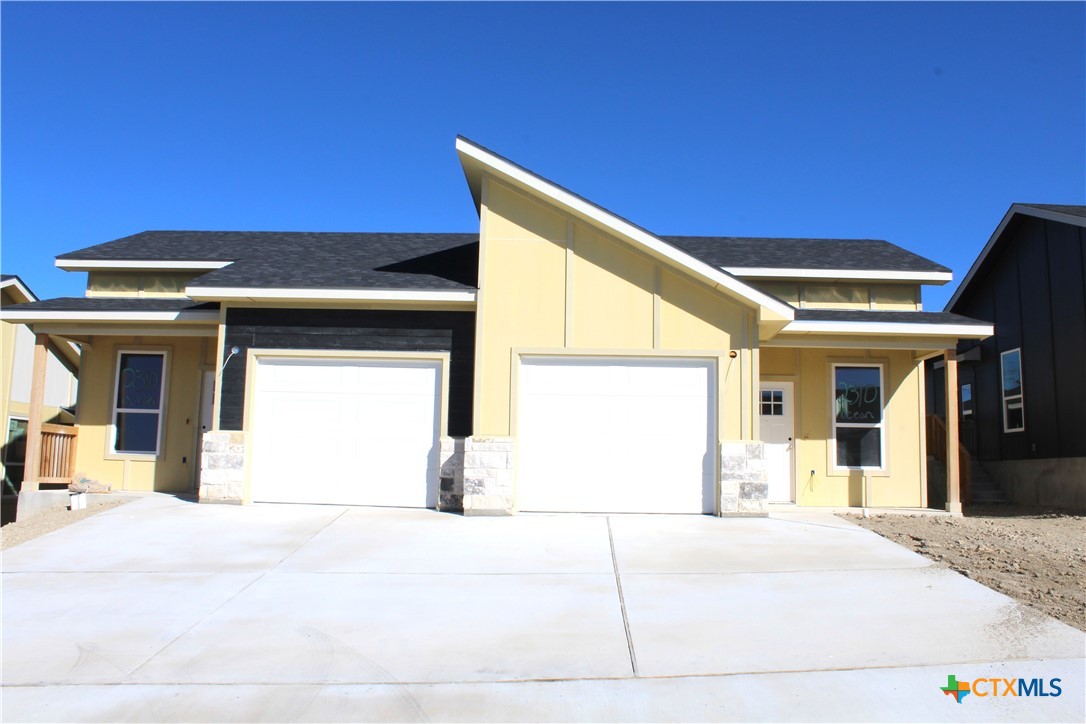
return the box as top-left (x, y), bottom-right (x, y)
top-left (831, 362), bottom-right (886, 472)
top-left (961, 383), bottom-right (973, 418)
top-left (109, 349), bottom-right (169, 458)
top-left (3, 416), bottom-right (29, 489)
top-left (1000, 348), bottom-right (1025, 433)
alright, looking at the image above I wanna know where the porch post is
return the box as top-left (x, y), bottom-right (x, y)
top-left (22, 333), bottom-right (49, 491)
top-left (944, 348), bottom-right (962, 515)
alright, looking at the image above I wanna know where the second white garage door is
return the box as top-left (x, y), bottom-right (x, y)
top-left (516, 356), bottom-right (717, 514)
top-left (249, 356), bottom-right (441, 507)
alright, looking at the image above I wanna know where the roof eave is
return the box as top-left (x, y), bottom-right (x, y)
top-left (778, 320), bottom-right (993, 338)
top-left (0, 275), bottom-right (38, 303)
top-left (55, 259), bottom-right (232, 272)
top-left (185, 286), bottom-right (478, 304)
top-left (725, 267), bottom-right (953, 284)
top-left (0, 310), bottom-right (221, 324)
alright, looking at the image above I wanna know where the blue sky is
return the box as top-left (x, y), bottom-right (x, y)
top-left (3, 2), bottom-right (1083, 309)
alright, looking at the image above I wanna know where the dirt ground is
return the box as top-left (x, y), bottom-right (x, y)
top-left (846, 505), bottom-right (1085, 632)
top-left (1, 498), bottom-right (131, 552)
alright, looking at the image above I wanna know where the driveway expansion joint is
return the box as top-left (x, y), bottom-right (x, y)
top-left (607, 516), bottom-right (639, 677)
top-left (119, 509), bottom-right (350, 683)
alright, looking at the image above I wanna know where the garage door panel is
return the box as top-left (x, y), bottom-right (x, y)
top-left (250, 357), bottom-right (440, 508)
top-left (517, 357), bottom-right (716, 514)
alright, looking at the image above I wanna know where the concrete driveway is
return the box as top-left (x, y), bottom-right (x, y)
top-left (2, 495), bottom-right (1083, 722)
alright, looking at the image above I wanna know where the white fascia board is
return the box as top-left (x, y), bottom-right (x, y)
top-left (782, 320), bottom-right (993, 338)
top-left (724, 267), bottom-right (953, 283)
top-left (945, 203), bottom-right (1086, 311)
top-left (0, 310), bottom-right (220, 323)
top-left (185, 286), bottom-right (478, 303)
top-left (455, 137), bottom-right (794, 321)
top-left (0, 276), bottom-right (37, 302)
top-left (55, 259), bottom-right (231, 271)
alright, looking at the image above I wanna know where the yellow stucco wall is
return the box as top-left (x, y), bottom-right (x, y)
top-left (762, 346), bottom-right (926, 507)
top-left (476, 177), bottom-right (757, 441)
top-left (73, 335), bottom-right (213, 493)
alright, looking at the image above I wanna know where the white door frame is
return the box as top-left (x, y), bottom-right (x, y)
top-left (243, 349), bottom-right (449, 507)
top-left (760, 379), bottom-right (796, 503)
top-left (193, 369), bottom-right (215, 493)
top-left (514, 353), bottom-right (718, 514)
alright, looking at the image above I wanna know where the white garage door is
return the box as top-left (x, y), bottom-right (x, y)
top-left (249, 356), bottom-right (441, 507)
top-left (517, 356), bottom-right (716, 514)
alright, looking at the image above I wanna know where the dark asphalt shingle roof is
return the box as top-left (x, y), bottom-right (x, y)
top-left (662, 237), bottom-right (951, 273)
top-left (793, 309), bottom-right (988, 325)
top-left (58, 229), bottom-right (951, 292)
top-left (3, 297), bottom-right (219, 313)
top-left (1018, 204), bottom-right (1086, 219)
top-left (59, 231), bottom-right (481, 291)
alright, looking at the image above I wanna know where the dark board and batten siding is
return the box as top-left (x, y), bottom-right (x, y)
top-left (955, 215), bottom-right (1086, 462)
top-left (220, 308), bottom-right (475, 435)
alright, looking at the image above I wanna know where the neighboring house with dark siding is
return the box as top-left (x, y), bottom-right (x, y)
top-left (929, 204), bottom-right (1086, 510)
top-left (3, 137), bottom-right (992, 518)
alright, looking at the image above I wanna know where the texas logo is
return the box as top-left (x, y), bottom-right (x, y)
top-left (941, 674), bottom-right (1063, 703)
top-left (941, 675), bottom-right (971, 703)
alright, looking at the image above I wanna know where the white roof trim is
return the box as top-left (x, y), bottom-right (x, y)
top-left (185, 286), bottom-right (478, 303)
top-left (0, 276), bottom-right (37, 302)
top-left (0, 310), bottom-right (220, 323)
top-left (946, 203), bottom-right (1086, 311)
top-left (455, 137), bottom-right (794, 321)
top-left (782, 320), bottom-right (993, 338)
top-left (724, 267), bottom-right (953, 283)
top-left (56, 259), bottom-right (231, 271)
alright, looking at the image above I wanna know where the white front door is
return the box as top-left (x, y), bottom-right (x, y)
top-left (517, 356), bottom-right (716, 514)
top-left (760, 381), bottom-right (795, 502)
top-left (249, 356), bottom-right (441, 508)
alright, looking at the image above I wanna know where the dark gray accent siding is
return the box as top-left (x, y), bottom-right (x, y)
top-left (954, 216), bottom-right (1086, 462)
top-left (220, 308), bottom-right (474, 436)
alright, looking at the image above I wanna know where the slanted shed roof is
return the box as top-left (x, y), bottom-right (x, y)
top-left (456, 136), bottom-right (796, 322)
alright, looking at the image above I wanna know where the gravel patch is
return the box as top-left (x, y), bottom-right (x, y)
top-left (1, 498), bottom-right (132, 551)
top-left (844, 505), bottom-right (1085, 631)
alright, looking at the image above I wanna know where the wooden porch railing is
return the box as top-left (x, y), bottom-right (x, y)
top-left (926, 415), bottom-right (970, 505)
top-left (38, 424), bottom-right (78, 484)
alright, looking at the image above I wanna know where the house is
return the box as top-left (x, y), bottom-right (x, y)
top-left (1, 275), bottom-right (80, 510)
top-left (0, 137), bottom-right (993, 517)
top-left (928, 204), bottom-right (1085, 511)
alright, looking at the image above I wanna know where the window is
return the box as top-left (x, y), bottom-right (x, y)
top-left (3, 417), bottom-right (28, 494)
top-left (832, 364), bottom-right (884, 469)
top-left (1000, 349), bottom-right (1024, 432)
top-left (112, 351), bottom-right (167, 455)
top-left (961, 383), bottom-right (973, 418)
top-left (761, 389), bottom-right (784, 416)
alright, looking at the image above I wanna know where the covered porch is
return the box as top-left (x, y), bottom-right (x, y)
top-left (1, 299), bottom-right (220, 520)
top-left (758, 309), bottom-right (993, 514)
